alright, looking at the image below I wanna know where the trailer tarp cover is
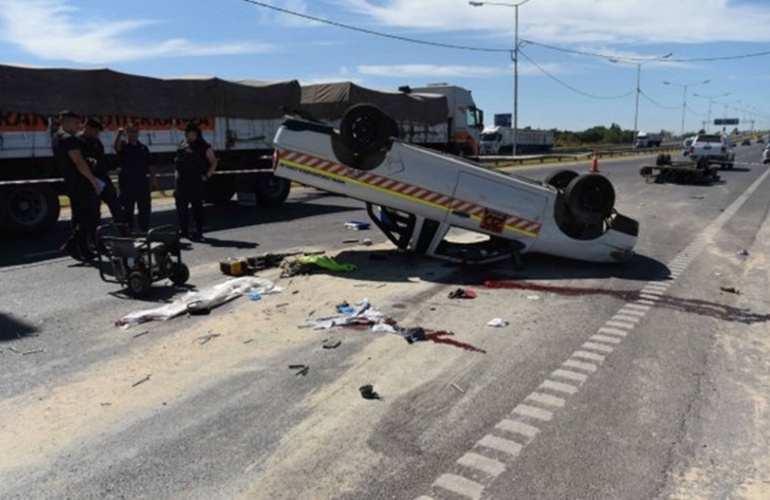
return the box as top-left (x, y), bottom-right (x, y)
top-left (0, 64), bottom-right (300, 119)
top-left (300, 82), bottom-right (448, 125)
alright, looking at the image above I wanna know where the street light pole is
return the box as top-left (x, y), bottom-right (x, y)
top-left (693, 92), bottom-right (729, 132)
top-left (469, 0), bottom-right (530, 156)
top-left (663, 79), bottom-right (710, 138)
top-left (610, 53), bottom-right (671, 146)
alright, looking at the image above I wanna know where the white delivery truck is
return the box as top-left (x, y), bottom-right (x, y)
top-left (635, 131), bottom-right (662, 148)
top-left (479, 125), bottom-right (554, 155)
top-left (272, 104), bottom-right (638, 264)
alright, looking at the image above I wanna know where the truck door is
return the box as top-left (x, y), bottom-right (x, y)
top-left (447, 172), bottom-right (547, 241)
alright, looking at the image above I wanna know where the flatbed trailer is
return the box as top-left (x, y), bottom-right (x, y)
top-left (639, 159), bottom-right (721, 185)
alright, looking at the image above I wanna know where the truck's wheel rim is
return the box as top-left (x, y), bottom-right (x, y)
top-left (9, 188), bottom-right (48, 226)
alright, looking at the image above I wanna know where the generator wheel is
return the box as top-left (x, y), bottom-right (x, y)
top-left (564, 174), bottom-right (616, 225)
top-left (127, 271), bottom-right (151, 297)
top-left (544, 170), bottom-right (579, 190)
top-left (340, 104), bottom-right (392, 155)
top-left (170, 262), bottom-right (190, 286)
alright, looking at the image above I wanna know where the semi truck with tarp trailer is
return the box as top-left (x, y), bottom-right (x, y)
top-left (300, 82), bottom-right (483, 157)
top-left (0, 64), bottom-right (301, 235)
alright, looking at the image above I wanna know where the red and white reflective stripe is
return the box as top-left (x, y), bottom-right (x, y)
top-left (279, 148), bottom-right (542, 235)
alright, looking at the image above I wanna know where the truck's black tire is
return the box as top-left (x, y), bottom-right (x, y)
top-left (256, 175), bottom-right (291, 207)
top-left (0, 184), bottom-right (60, 234)
top-left (544, 170), bottom-right (579, 191)
top-left (203, 176), bottom-right (235, 205)
top-left (564, 174), bottom-right (615, 225)
top-left (340, 104), bottom-right (392, 155)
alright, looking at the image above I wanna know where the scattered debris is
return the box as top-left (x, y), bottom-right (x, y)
top-left (336, 302), bottom-right (355, 314)
top-left (690, 195), bottom-right (705, 200)
top-left (736, 249), bottom-right (750, 257)
top-left (527, 295), bottom-right (541, 301)
top-left (322, 339), bottom-right (342, 349)
top-left (308, 299), bottom-right (386, 330)
top-left (451, 383), bottom-right (465, 394)
top-left (132, 330), bottom-right (149, 339)
top-left (116, 277), bottom-right (281, 328)
top-left (100, 402), bottom-right (112, 407)
top-left (249, 292), bottom-right (262, 302)
top-left (9, 346), bottom-right (19, 353)
top-left (720, 286), bottom-right (740, 295)
top-left (243, 339), bottom-right (255, 344)
top-left (276, 303), bottom-right (289, 308)
top-left (448, 288), bottom-right (477, 299)
top-left (21, 348), bottom-right (44, 356)
top-left (362, 238), bottom-right (373, 246)
top-left (345, 221), bottom-right (371, 231)
top-left (132, 374), bottom-right (152, 387)
top-left (289, 364), bottom-right (309, 376)
top-left (343, 239), bottom-right (359, 243)
top-left (220, 257), bottom-right (249, 277)
top-left (359, 384), bottom-right (381, 400)
top-left (198, 332), bottom-right (221, 345)
top-left (281, 255), bottom-right (357, 278)
top-left (487, 317), bottom-right (509, 327)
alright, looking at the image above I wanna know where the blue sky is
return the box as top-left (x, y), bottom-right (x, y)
top-left (0, 0), bottom-right (769, 135)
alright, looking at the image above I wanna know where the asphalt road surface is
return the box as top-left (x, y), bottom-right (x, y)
top-left (2, 144), bottom-right (770, 499)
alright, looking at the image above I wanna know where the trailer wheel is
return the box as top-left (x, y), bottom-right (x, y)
top-left (564, 174), bottom-right (615, 225)
top-left (204, 176), bottom-right (235, 205)
top-left (544, 170), bottom-right (579, 190)
top-left (0, 184), bottom-right (61, 234)
top-left (256, 175), bottom-right (291, 207)
top-left (340, 104), bottom-right (392, 155)
top-left (127, 271), bottom-right (151, 297)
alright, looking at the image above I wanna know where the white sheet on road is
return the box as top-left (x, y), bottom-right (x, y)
top-left (116, 277), bottom-right (281, 328)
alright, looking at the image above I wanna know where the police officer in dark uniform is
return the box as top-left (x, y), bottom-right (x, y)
top-left (52, 110), bottom-right (101, 261)
top-left (174, 123), bottom-right (217, 241)
top-left (79, 117), bottom-right (124, 224)
top-left (114, 123), bottom-right (155, 233)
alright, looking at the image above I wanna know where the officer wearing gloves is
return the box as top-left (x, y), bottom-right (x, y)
top-left (174, 123), bottom-right (217, 241)
top-left (79, 117), bottom-right (124, 224)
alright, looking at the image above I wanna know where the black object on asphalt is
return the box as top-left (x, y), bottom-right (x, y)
top-left (359, 384), bottom-right (381, 400)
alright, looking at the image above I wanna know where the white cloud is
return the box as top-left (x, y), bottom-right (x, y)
top-left (0, 0), bottom-right (273, 64)
top-left (357, 62), bottom-right (567, 78)
top-left (340, 0), bottom-right (770, 45)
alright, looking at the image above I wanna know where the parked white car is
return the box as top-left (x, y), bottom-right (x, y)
top-left (688, 134), bottom-right (735, 169)
top-left (272, 104), bottom-right (638, 264)
top-left (763, 144), bottom-right (770, 165)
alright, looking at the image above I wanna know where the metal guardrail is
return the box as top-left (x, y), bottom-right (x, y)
top-left (476, 145), bottom-right (682, 165)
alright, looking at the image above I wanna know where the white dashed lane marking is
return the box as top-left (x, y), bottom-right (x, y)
top-left (422, 168), bottom-right (770, 500)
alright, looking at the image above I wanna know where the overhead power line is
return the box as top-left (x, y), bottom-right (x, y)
top-left (639, 90), bottom-right (680, 110)
top-left (242, 0), bottom-right (510, 52)
top-left (243, 1), bottom-right (770, 62)
top-left (518, 50), bottom-right (635, 100)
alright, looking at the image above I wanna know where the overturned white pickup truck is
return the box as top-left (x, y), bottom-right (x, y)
top-left (273, 104), bottom-right (638, 264)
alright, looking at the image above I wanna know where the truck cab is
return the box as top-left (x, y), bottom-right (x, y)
top-left (409, 84), bottom-right (484, 156)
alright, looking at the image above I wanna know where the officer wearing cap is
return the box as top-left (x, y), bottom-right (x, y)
top-left (52, 110), bottom-right (101, 261)
top-left (174, 122), bottom-right (217, 241)
top-left (79, 117), bottom-right (124, 224)
top-left (114, 123), bottom-right (155, 233)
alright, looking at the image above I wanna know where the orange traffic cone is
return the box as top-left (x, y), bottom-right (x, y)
top-left (590, 149), bottom-right (600, 173)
